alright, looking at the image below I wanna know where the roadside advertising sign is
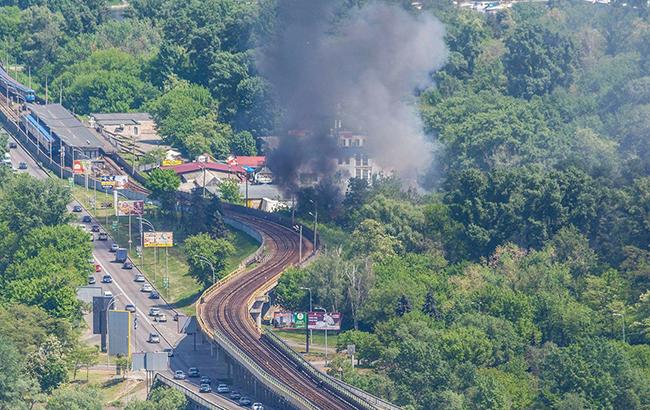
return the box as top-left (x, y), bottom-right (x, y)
top-left (73, 160), bottom-right (91, 174)
top-left (307, 311), bottom-right (342, 331)
top-left (162, 159), bottom-right (183, 166)
top-left (68, 177), bottom-right (74, 188)
top-left (272, 311), bottom-right (307, 329)
top-left (117, 200), bottom-right (144, 216)
top-left (100, 175), bottom-right (128, 188)
top-left (143, 231), bottom-right (174, 248)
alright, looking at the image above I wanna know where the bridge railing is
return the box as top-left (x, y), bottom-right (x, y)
top-left (262, 330), bottom-right (401, 410)
top-left (151, 373), bottom-right (229, 410)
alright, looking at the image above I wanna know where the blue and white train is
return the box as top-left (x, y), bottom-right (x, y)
top-left (0, 64), bottom-right (35, 103)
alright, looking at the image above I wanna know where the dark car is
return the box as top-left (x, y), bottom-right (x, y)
top-left (200, 376), bottom-right (211, 385)
top-left (188, 367), bottom-right (200, 378)
top-left (72, 205), bottom-right (82, 212)
top-left (199, 384), bottom-right (212, 393)
top-left (122, 261), bottom-right (133, 269)
top-left (82, 215), bottom-right (92, 223)
top-left (18, 162), bottom-right (27, 170)
top-left (8, 141), bottom-right (17, 149)
top-left (149, 291), bottom-right (160, 300)
top-left (91, 225), bottom-right (100, 232)
top-left (229, 391), bottom-right (241, 400)
top-left (98, 232), bottom-right (108, 241)
top-left (239, 397), bottom-right (252, 407)
top-left (102, 274), bottom-right (112, 283)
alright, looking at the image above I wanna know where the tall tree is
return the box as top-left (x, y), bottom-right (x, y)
top-left (146, 168), bottom-right (180, 215)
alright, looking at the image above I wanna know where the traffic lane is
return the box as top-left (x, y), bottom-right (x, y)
top-left (165, 369), bottom-right (241, 410)
top-left (7, 135), bottom-right (48, 179)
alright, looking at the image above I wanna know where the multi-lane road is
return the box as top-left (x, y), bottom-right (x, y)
top-left (3, 131), bottom-right (247, 409)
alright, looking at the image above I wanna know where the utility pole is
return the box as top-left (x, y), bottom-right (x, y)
top-left (300, 287), bottom-right (312, 353)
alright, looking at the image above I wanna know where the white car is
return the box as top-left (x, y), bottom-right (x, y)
top-left (149, 307), bottom-right (160, 317)
top-left (104, 290), bottom-right (113, 297)
top-left (140, 283), bottom-right (153, 292)
top-left (174, 370), bottom-right (185, 380)
top-left (77, 224), bottom-right (86, 232)
top-left (155, 314), bottom-right (167, 322)
top-left (252, 403), bottom-right (264, 410)
top-left (134, 274), bottom-right (145, 282)
top-left (216, 383), bottom-right (230, 393)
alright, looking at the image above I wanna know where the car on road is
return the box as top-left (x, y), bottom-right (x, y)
top-left (149, 291), bottom-right (160, 299)
top-left (148, 333), bottom-right (160, 343)
top-left (17, 162), bottom-right (27, 170)
top-left (200, 376), bottom-right (211, 385)
top-left (199, 384), bottom-right (211, 393)
top-left (122, 261), bottom-right (133, 269)
top-left (125, 304), bottom-right (136, 313)
top-left (252, 403), bottom-right (264, 410)
top-left (91, 225), bottom-right (100, 232)
top-left (188, 367), bottom-right (200, 378)
top-left (82, 215), bottom-right (92, 223)
top-left (164, 348), bottom-right (174, 357)
top-left (154, 314), bottom-right (167, 322)
top-left (94, 264), bottom-right (102, 273)
top-left (72, 205), bottom-right (82, 212)
top-left (148, 307), bottom-right (160, 317)
top-left (141, 283), bottom-right (153, 292)
top-left (102, 274), bottom-right (112, 283)
top-left (104, 290), bottom-right (113, 297)
top-left (110, 243), bottom-right (119, 252)
top-left (229, 391), bottom-right (241, 400)
top-left (216, 384), bottom-right (230, 394)
top-left (173, 370), bottom-right (185, 380)
top-left (239, 397), bottom-right (252, 407)
top-left (87, 275), bottom-right (96, 284)
top-left (98, 232), bottom-right (108, 241)
top-left (77, 224), bottom-right (87, 232)
top-left (8, 141), bottom-right (16, 149)
top-left (134, 274), bottom-right (145, 282)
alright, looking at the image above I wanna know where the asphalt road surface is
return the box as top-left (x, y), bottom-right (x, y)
top-left (4, 132), bottom-right (254, 409)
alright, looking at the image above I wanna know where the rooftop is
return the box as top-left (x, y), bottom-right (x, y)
top-left (28, 104), bottom-right (105, 149)
top-left (161, 161), bottom-right (247, 175)
top-left (90, 112), bottom-right (153, 126)
top-left (233, 156), bottom-right (266, 168)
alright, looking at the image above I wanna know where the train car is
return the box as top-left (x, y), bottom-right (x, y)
top-left (0, 64), bottom-right (35, 103)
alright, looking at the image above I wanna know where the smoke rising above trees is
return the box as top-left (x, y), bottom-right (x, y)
top-left (258, 1), bottom-right (448, 188)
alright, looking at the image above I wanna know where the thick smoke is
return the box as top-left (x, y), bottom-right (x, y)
top-left (259, 0), bottom-right (448, 189)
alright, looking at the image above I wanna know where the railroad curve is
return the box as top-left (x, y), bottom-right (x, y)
top-left (200, 212), bottom-right (355, 410)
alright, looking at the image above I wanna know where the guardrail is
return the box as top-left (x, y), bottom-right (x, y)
top-left (151, 373), bottom-right (229, 410)
top-left (262, 331), bottom-right (401, 410)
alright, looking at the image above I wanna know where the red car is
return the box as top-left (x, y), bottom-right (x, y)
top-left (94, 264), bottom-right (102, 273)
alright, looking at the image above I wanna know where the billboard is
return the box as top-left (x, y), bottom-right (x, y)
top-left (73, 159), bottom-right (91, 175)
top-left (117, 200), bottom-right (144, 216)
top-left (143, 231), bottom-right (173, 248)
top-left (162, 159), bottom-right (183, 166)
top-left (308, 311), bottom-right (342, 331)
top-left (272, 311), bottom-right (307, 329)
top-left (100, 175), bottom-right (128, 189)
top-left (108, 310), bottom-right (131, 356)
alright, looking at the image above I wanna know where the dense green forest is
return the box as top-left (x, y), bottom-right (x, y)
top-left (277, 1), bottom-right (650, 409)
top-left (2, 0), bottom-right (650, 409)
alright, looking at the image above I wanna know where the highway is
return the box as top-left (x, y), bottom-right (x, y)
top-left (3, 130), bottom-right (244, 409)
top-left (201, 214), bottom-right (357, 410)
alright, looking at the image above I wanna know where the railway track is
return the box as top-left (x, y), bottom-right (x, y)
top-left (201, 213), bottom-right (356, 410)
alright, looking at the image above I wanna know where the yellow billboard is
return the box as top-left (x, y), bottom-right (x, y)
top-left (162, 159), bottom-right (183, 166)
top-left (143, 231), bottom-right (173, 248)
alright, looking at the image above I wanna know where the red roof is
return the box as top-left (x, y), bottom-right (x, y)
top-left (161, 162), bottom-right (246, 175)
top-left (235, 156), bottom-right (265, 168)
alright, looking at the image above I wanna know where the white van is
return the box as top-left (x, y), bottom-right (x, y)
top-left (2, 152), bottom-right (11, 166)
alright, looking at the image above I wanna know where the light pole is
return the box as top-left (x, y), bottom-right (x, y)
top-left (293, 224), bottom-right (303, 263)
top-left (300, 286), bottom-right (312, 353)
top-left (613, 312), bottom-right (626, 343)
top-left (308, 199), bottom-right (318, 254)
top-left (314, 306), bottom-right (328, 366)
top-left (140, 217), bottom-right (157, 284)
top-left (198, 255), bottom-right (216, 285)
top-left (115, 190), bottom-right (133, 253)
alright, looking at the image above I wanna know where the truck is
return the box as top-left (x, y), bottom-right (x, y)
top-left (115, 248), bottom-right (128, 263)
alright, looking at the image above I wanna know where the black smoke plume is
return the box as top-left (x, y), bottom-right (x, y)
top-left (259, 0), bottom-right (448, 189)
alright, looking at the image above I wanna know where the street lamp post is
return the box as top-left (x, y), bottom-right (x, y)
top-left (198, 256), bottom-right (216, 285)
top-left (140, 217), bottom-right (157, 284)
top-left (115, 190), bottom-right (133, 253)
top-left (293, 224), bottom-right (303, 263)
top-left (308, 199), bottom-right (318, 254)
top-left (300, 286), bottom-right (312, 353)
top-left (314, 306), bottom-right (328, 366)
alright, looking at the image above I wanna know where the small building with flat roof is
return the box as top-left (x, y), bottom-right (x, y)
top-left (22, 103), bottom-right (108, 166)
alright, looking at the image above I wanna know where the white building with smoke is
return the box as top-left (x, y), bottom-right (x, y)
top-left (335, 130), bottom-right (386, 183)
